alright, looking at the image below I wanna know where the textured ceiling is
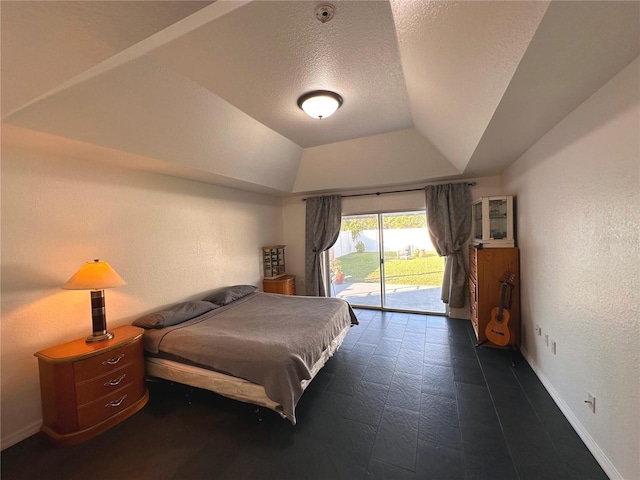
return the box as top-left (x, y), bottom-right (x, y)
top-left (2, 1), bottom-right (639, 195)
top-left (1, 1), bottom-right (214, 117)
top-left (151, 1), bottom-right (412, 148)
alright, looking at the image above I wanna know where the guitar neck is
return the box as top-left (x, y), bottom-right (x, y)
top-left (497, 282), bottom-right (507, 315)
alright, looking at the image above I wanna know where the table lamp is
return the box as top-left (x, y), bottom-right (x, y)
top-left (62, 259), bottom-right (127, 343)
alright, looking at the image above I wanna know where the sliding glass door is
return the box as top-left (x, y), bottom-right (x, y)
top-left (329, 214), bottom-right (382, 307)
top-left (330, 211), bottom-right (446, 314)
top-left (380, 212), bottom-right (445, 313)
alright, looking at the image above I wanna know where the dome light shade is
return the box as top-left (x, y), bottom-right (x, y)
top-left (297, 90), bottom-right (343, 119)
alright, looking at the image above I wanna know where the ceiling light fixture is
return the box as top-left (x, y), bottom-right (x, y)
top-left (297, 90), bottom-right (343, 119)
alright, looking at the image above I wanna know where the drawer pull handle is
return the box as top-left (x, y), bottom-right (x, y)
top-left (104, 374), bottom-right (126, 387)
top-left (106, 394), bottom-right (127, 408)
top-left (102, 354), bottom-right (125, 366)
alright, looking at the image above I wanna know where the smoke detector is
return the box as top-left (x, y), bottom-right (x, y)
top-left (315, 4), bottom-right (335, 23)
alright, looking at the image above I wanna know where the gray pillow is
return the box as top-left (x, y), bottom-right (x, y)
top-left (203, 285), bottom-right (257, 305)
top-left (133, 301), bottom-right (217, 329)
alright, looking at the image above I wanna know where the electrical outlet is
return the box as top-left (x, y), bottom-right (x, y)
top-left (585, 393), bottom-right (596, 413)
top-left (535, 325), bottom-right (542, 336)
top-left (545, 334), bottom-right (549, 346)
top-left (551, 341), bottom-right (557, 355)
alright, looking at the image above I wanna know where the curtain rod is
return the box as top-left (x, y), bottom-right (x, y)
top-left (301, 182), bottom-right (476, 201)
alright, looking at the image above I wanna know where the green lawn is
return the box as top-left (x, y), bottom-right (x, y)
top-left (337, 251), bottom-right (444, 286)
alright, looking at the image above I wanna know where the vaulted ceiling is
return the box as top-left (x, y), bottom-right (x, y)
top-left (2, 1), bottom-right (638, 196)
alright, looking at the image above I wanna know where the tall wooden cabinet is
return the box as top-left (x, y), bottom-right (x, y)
top-left (469, 246), bottom-right (520, 347)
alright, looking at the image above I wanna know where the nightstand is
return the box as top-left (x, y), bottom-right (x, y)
top-left (263, 274), bottom-right (296, 295)
top-left (35, 325), bottom-right (149, 445)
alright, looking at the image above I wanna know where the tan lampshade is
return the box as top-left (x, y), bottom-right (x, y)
top-left (62, 259), bottom-right (127, 290)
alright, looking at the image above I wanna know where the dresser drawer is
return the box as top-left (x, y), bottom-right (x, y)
top-left (469, 247), bottom-right (477, 281)
top-left (279, 281), bottom-right (296, 295)
top-left (75, 362), bottom-right (141, 406)
top-left (73, 341), bottom-right (141, 382)
top-left (470, 300), bottom-right (478, 327)
top-left (469, 278), bottom-right (477, 303)
top-left (77, 381), bottom-right (146, 430)
top-left (469, 279), bottom-right (478, 323)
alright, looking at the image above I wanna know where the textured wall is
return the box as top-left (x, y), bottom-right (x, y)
top-left (503, 57), bottom-right (639, 480)
top-left (0, 148), bottom-right (284, 449)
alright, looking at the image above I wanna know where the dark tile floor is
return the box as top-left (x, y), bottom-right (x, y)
top-left (2, 309), bottom-right (609, 480)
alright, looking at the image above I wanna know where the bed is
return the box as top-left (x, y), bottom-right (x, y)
top-left (133, 287), bottom-right (358, 424)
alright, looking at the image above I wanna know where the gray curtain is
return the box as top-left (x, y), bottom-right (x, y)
top-left (305, 195), bottom-right (342, 296)
top-left (425, 183), bottom-right (471, 308)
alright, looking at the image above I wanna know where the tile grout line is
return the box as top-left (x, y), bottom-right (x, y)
top-left (451, 324), bottom-right (473, 480)
top-left (471, 323), bottom-right (523, 480)
top-left (510, 365), bottom-right (574, 479)
top-left (358, 309), bottom-right (401, 478)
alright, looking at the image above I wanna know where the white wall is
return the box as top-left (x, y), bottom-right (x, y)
top-left (0, 146), bottom-right (284, 449)
top-left (502, 57), bottom-right (639, 480)
top-left (293, 128), bottom-right (458, 193)
top-left (282, 176), bottom-right (503, 318)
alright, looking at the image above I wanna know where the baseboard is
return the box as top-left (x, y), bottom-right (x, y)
top-left (1, 420), bottom-right (41, 451)
top-left (521, 348), bottom-right (621, 480)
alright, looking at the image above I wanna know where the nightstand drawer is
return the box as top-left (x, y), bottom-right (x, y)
top-left (73, 341), bottom-right (141, 382)
top-left (77, 381), bottom-right (145, 430)
top-left (263, 274), bottom-right (296, 295)
top-left (75, 362), bottom-right (141, 406)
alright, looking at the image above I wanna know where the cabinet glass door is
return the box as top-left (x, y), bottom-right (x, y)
top-left (488, 199), bottom-right (508, 240)
top-left (473, 202), bottom-right (483, 240)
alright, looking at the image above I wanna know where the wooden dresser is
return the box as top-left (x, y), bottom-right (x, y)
top-left (35, 325), bottom-right (148, 445)
top-left (469, 246), bottom-right (520, 347)
top-left (263, 274), bottom-right (296, 295)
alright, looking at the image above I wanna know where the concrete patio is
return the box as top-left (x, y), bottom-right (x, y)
top-left (331, 281), bottom-right (446, 314)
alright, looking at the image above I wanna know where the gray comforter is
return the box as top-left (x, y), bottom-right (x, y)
top-left (143, 292), bottom-right (358, 424)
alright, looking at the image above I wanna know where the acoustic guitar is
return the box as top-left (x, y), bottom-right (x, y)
top-left (485, 272), bottom-right (515, 347)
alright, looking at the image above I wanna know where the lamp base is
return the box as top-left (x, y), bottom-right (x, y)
top-left (85, 331), bottom-right (114, 343)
